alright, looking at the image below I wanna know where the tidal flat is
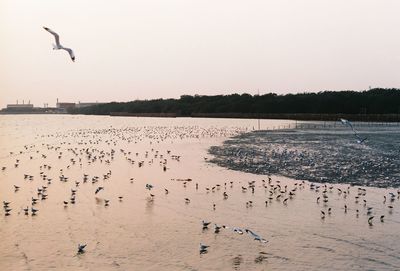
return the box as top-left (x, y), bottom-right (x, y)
top-left (209, 127), bottom-right (400, 187)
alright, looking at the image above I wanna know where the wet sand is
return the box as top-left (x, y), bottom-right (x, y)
top-left (0, 115), bottom-right (399, 271)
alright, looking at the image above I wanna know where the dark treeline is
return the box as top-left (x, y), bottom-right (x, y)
top-left (71, 88), bottom-right (400, 116)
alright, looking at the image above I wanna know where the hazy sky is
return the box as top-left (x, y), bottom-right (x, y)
top-left (1, 0), bottom-right (400, 108)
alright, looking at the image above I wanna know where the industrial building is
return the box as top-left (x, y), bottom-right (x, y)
top-left (4, 101), bottom-right (34, 112)
top-left (1, 99), bottom-right (105, 114)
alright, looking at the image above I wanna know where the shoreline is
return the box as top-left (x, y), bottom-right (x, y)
top-left (1, 111), bottom-right (400, 122)
top-left (97, 112), bottom-right (400, 122)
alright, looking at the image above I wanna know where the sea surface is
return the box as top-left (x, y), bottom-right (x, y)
top-left (0, 115), bottom-right (399, 271)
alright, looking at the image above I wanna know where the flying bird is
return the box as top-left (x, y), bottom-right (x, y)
top-left (339, 118), bottom-right (367, 144)
top-left (245, 229), bottom-right (268, 243)
top-left (355, 133), bottom-right (367, 144)
top-left (43, 27), bottom-right (75, 62)
top-left (340, 119), bottom-right (354, 131)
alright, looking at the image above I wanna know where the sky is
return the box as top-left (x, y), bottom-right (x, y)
top-left (1, 0), bottom-right (400, 108)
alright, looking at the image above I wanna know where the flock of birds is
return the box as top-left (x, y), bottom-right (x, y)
top-left (1, 125), bottom-right (399, 259)
top-left (196, 177), bottom-right (399, 254)
top-left (0, 126), bottom-right (247, 255)
top-left (210, 120), bottom-right (400, 188)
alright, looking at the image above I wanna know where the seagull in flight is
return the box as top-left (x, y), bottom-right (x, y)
top-left (340, 118), bottom-right (354, 131)
top-left (339, 118), bottom-right (367, 144)
top-left (355, 133), bottom-right (367, 144)
top-left (245, 229), bottom-right (268, 243)
top-left (43, 26), bottom-right (75, 62)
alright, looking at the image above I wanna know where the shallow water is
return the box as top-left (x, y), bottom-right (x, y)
top-left (0, 115), bottom-right (399, 271)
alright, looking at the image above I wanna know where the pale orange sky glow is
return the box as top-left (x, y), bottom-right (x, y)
top-left (1, 0), bottom-right (400, 108)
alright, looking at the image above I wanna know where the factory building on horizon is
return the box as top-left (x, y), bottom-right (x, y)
top-left (4, 100), bottom-right (34, 112)
top-left (6, 103), bottom-right (34, 110)
top-left (1, 99), bottom-right (105, 114)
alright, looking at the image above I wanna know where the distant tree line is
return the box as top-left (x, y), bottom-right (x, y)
top-left (70, 88), bottom-right (400, 116)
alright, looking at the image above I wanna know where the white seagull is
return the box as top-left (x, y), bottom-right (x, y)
top-left (43, 26), bottom-right (75, 62)
top-left (340, 118), bottom-right (354, 131)
top-left (245, 229), bottom-right (268, 243)
top-left (340, 118), bottom-right (367, 144)
top-left (233, 227), bottom-right (244, 235)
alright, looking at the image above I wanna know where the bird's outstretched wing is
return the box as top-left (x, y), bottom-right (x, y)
top-left (62, 47), bottom-right (75, 62)
top-left (43, 26), bottom-right (61, 47)
top-left (354, 133), bottom-right (367, 144)
top-left (340, 118), bottom-right (354, 131)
